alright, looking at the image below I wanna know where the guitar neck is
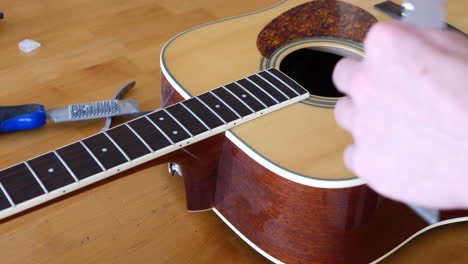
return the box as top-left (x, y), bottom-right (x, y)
top-left (0, 68), bottom-right (308, 221)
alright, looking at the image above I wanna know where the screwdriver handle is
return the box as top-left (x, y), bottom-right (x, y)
top-left (0, 104), bottom-right (46, 132)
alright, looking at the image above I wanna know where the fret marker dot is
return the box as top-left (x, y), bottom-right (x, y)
top-left (102, 148), bottom-right (107, 152)
top-left (48, 168), bottom-right (54, 173)
top-left (242, 94), bottom-right (247, 98)
top-left (215, 104), bottom-right (220, 108)
top-left (173, 130), bottom-right (178, 135)
top-left (159, 117), bottom-right (164, 121)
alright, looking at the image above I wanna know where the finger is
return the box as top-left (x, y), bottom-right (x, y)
top-left (420, 28), bottom-right (468, 57)
top-left (334, 96), bottom-right (353, 132)
top-left (332, 57), bottom-right (360, 95)
top-left (343, 144), bottom-right (356, 174)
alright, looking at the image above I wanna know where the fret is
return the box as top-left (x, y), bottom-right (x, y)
top-left (106, 125), bottom-right (151, 160)
top-left (128, 117), bottom-right (172, 151)
top-left (125, 123), bottom-right (154, 153)
top-left (147, 110), bottom-right (191, 143)
top-left (179, 103), bottom-right (210, 130)
top-left (256, 72), bottom-right (295, 98)
top-left (166, 103), bottom-right (209, 135)
top-left (27, 152), bottom-right (76, 192)
top-left (182, 98), bottom-right (225, 129)
top-left (57, 142), bottom-right (105, 180)
top-left (267, 68), bottom-right (309, 95)
top-left (0, 183), bottom-right (13, 209)
top-left (221, 86), bottom-right (255, 112)
top-left (0, 163), bottom-right (45, 205)
top-left (257, 71), bottom-right (300, 97)
top-left (144, 116), bottom-right (175, 144)
top-left (163, 109), bottom-right (193, 137)
top-left (212, 87), bottom-right (254, 117)
top-left (198, 92), bottom-right (239, 123)
top-left (80, 141), bottom-right (106, 171)
top-left (209, 91), bottom-right (242, 118)
top-left (103, 131), bottom-right (131, 161)
top-left (224, 83), bottom-right (266, 111)
top-left (245, 78), bottom-right (279, 104)
top-left (24, 162), bottom-right (48, 194)
top-left (248, 75), bottom-right (289, 102)
top-left (82, 134), bottom-right (128, 170)
top-left (236, 79), bottom-right (276, 107)
top-left (53, 150), bottom-right (79, 182)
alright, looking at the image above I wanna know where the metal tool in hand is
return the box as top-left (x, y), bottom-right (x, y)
top-left (402, 0), bottom-right (446, 29)
top-left (374, 1), bottom-right (466, 35)
top-left (402, 0), bottom-right (446, 225)
top-left (374, 0), bottom-right (448, 224)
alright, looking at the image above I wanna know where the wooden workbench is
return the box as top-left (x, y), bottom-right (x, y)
top-left (0, 0), bottom-right (277, 263)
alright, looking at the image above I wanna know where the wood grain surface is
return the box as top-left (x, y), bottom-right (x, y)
top-left (214, 138), bottom-right (426, 263)
top-left (257, 0), bottom-right (377, 58)
top-left (0, 0), bottom-right (278, 263)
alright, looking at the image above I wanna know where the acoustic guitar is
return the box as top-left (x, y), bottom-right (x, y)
top-left (1, 0), bottom-right (467, 263)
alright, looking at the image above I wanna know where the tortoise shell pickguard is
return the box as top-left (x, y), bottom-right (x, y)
top-left (257, 0), bottom-right (377, 58)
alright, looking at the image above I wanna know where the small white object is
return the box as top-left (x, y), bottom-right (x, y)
top-left (48, 168), bottom-right (54, 173)
top-left (19, 39), bottom-right (41, 53)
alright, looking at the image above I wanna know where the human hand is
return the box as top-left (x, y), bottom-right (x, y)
top-left (333, 22), bottom-right (468, 209)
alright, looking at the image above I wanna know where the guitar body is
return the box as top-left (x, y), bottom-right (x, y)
top-left (160, 0), bottom-right (452, 262)
top-left (1, 0), bottom-right (467, 263)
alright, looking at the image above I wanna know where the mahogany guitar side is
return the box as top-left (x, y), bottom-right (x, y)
top-left (162, 63), bottom-right (429, 264)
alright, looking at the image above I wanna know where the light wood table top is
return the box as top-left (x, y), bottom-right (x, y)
top-left (0, 0), bottom-right (277, 263)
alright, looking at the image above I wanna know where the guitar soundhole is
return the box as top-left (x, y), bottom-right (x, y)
top-left (279, 49), bottom-right (344, 98)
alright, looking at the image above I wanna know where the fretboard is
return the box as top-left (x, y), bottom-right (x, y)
top-left (0, 68), bottom-right (308, 220)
